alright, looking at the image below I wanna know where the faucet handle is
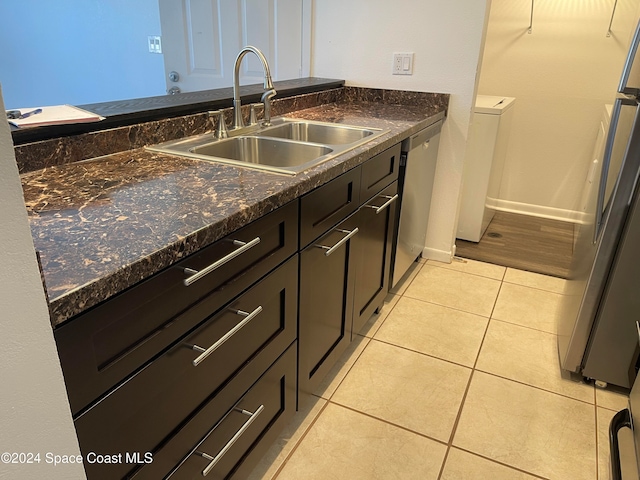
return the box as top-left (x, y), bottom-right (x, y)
top-left (209, 110), bottom-right (228, 139)
top-left (260, 89), bottom-right (276, 127)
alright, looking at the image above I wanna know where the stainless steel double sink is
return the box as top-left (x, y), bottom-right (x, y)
top-left (146, 118), bottom-right (388, 175)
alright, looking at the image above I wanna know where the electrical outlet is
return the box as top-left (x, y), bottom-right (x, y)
top-left (392, 53), bottom-right (414, 75)
top-left (148, 36), bottom-right (162, 54)
top-left (393, 54), bottom-right (403, 74)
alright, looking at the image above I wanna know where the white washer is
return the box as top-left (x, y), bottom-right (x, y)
top-left (457, 95), bottom-right (516, 242)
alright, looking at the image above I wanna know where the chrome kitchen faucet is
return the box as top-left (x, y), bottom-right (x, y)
top-left (232, 46), bottom-right (276, 129)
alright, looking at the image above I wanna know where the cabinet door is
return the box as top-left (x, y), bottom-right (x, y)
top-left (352, 181), bottom-right (398, 337)
top-left (298, 212), bottom-right (358, 401)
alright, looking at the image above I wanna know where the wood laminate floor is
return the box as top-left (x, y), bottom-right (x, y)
top-left (455, 211), bottom-right (574, 278)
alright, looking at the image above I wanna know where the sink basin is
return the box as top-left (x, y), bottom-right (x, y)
top-left (256, 121), bottom-right (376, 145)
top-left (146, 118), bottom-right (388, 175)
top-left (191, 137), bottom-right (333, 173)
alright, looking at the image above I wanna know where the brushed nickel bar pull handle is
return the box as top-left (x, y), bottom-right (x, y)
top-left (315, 227), bottom-right (359, 257)
top-left (198, 405), bottom-right (265, 476)
top-left (183, 237), bottom-right (260, 286)
top-left (366, 194), bottom-right (398, 215)
top-left (191, 306), bottom-right (263, 366)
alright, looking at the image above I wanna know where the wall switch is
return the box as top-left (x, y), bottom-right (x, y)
top-left (148, 36), bottom-right (162, 54)
top-left (392, 53), bottom-right (414, 75)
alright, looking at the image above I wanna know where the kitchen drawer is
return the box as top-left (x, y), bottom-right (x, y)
top-left (133, 342), bottom-right (297, 480)
top-left (74, 256), bottom-right (298, 480)
top-left (299, 167), bottom-right (361, 248)
top-left (56, 200), bottom-right (298, 415)
top-left (360, 143), bottom-right (400, 202)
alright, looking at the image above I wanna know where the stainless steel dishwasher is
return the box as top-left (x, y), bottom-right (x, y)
top-left (391, 119), bottom-right (442, 288)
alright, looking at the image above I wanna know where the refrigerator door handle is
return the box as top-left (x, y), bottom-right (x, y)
top-left (619, 19), bottom-right (640, 94)
top-left (594, 96), bottom-right (637, 243)
top-left (594, 97), bottom-right (623, 243)
top-left (609, 408), bottom-right (632, 480)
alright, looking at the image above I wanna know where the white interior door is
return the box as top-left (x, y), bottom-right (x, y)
top-left (159, 0), bottom-right (307, 94)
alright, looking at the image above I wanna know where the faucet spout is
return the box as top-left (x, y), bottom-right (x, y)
top-left (232, 46), bottom-right (277, 129)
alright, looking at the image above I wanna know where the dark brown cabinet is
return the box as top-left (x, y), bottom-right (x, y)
top-left (56, 200), bottom-right (298, 416)
top-left (360, 143), bottom-right (400, 201)
top-left (74, 256), bottom-right (298, 480)
top-left (297, 142), bottom-right (401, 403)
top-left (132, 343), bottom-right (297, 480)
top-left (352, 181), bottom-right (398, 337)
top-left (54, 140), bottom-right (406, 479)
top-left (298, 212), bottom-right (358, 399)
top-left (55, 201), bottom-right (299, 480)
top-left (299, 166), bottom-right (361, 249)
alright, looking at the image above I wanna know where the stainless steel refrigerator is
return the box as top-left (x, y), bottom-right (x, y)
top-left (557, 18), bottom-right (640, 389)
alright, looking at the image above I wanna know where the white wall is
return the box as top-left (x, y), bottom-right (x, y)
top-left (311, 0), bottom-right (492, 261)
top-left (478, 0), bottom-right (640, 220)
top-left (0, 86), bottom-right (85, 480)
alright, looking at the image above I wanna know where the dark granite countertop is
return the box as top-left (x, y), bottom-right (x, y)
top-left (19, 88), bottom-right (448, 327)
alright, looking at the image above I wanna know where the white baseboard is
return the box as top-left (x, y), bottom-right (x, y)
top-left (487, 198), bottom-right (586, 224)
top-left (422, 246), bottom-right (454, 263)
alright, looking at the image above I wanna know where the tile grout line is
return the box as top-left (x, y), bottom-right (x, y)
top-left (436, 370), bottom-right (476, 480)
top-left (402, 292), bottom-right (494, 319)
top-left (396, 292), bottom-right (492, 319)
top-left (474, 369), bottom-right (596, 407)
top-left (451, 447), bottom-right (551, 480)
top-left (311, 336), bottom-right (371, 403)
top-left (436, 271), bottom-right (564, 480)
top-left (370, 337), bottom-right (476, 370)
top-left (428, 258), bottom-right (506, 282)
top-left (488, 316), bottom-right (559, 336)
top-left (501, 279), bottom-right (565, 295)
top-left (598, 403), bottom-right (630, 413)
top-left (436, 258), bottom-right (567, 294)
top-left (478, 278), bottom-right (599, 407)
top-left (324, 400), bottom-right (450, 447)
top-left (270, 399), bottom-right (331, 480)
top-left (595, 399), bottom-right (601, 480)
top-left (436, 278), bottom-right (504, 479)
top-left (325, 385), bottom-right (548, 480)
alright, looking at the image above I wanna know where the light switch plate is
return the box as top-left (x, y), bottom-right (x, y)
top-left (148, 36), bottom-right (162, 54)
top-left (392, 53), bottom-right (414, 75)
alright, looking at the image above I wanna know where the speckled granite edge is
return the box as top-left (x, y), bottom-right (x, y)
top-left (43, 112), bottom-right (446, 326)
top-left (15, 86), bottom-right (447, 174)
top-left (21, 88), bottom-right (449, 326)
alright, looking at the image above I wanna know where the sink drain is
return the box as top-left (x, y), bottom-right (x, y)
top-left (487, 232), bottom-right (503, 238)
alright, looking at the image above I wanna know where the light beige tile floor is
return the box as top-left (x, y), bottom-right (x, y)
top-left (249, 259), bottom-right (630, 480)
